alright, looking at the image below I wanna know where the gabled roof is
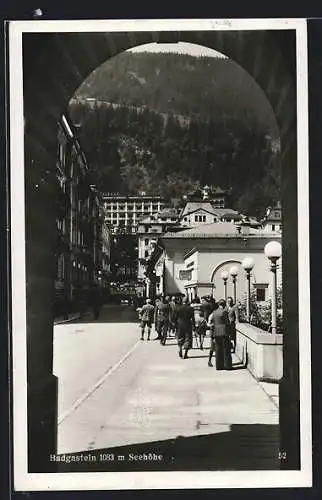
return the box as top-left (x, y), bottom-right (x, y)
top-left (180, 202), bottom-right (220, 218)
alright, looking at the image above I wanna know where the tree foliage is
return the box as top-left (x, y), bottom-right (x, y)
top-left (68, 52), bottom-right (281, 218)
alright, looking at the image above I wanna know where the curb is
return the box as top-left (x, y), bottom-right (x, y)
top-left (54, 314), bottom-right (81, 326)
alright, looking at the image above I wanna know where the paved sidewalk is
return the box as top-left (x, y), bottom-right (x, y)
top-left (55, 322), bottom-right (279, 471)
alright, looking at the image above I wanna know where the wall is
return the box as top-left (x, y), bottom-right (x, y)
top-left (198, 249), bottom-right (282, 302)
top-left (164, 248), bottom-right (189, 295)
top-left (173, 238), bottom-right (283, 302)
top-left (235, 323), bottom-right (283, 382)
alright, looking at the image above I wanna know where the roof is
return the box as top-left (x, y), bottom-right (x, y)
top-left (157, 208), bottom-right (179, 217)
top-left (102, 193), bottom-right (163, 200)
top-left (211, 187), bottom-right (227, 195)
top-left (137, 209), bottom-right (179, 224)
top-left (264, 212), bottom-right (282, 222)
top-left (162, 222), bottom-right (281, 239)
top-left (180, 202), bottom-right (220, 218)
top-left (212, 208), bottom-right (240, 217)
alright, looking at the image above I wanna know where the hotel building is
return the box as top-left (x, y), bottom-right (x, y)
top-left (102, 193), bottom-right (164, 234)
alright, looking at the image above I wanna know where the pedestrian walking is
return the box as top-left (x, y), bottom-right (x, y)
top-left (168, 296), bottom-right (178, 337)
top-left (201, 296), bottom-right (213, 322)
top-left (139, 298), bottom-right (155, 340)
top-left (207, 299), bottom-right (232, 370)
top-left (89, 284), bottom-right (102, 320)
top-left (75, 284), bottom-right (86, 318)
top-left (175, 297), bottom-right (195, 359)
top-left (154, 295), bottom-right (170, 345)
top-left (194, 309), bottom-right (207, 350)
top-left (227, 296), bottom-right (238, 352)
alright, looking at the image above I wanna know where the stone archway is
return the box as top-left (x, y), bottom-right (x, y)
top-left (210, 259), bottom-right (242, 283)
top-left (22, 29), bottom-right (299, 471)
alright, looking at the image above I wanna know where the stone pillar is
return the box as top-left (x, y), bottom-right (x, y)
top-left (145, 278), bottom-right (150, 298)
top-left (25, 126), bottom-right (58, 472)
top-left (279, 132), bottom-right (300, 469)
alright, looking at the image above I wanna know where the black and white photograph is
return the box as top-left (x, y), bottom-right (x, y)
top-left (9, 18), bottom-right (311, 490)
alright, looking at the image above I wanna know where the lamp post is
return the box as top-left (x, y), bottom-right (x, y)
top-left (220, 270), bottom-right (229, 301)
top-left (229, 265), bottom-right (239, 304)
top-left (242, 257), bottom-right (255, 322)
top-left (264, 241), bottom-right (282, 335)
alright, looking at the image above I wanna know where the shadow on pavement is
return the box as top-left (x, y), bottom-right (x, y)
top-left (70, 305), bottom-right (139, 324)
top-left (54, 424), bottom-right (280, 472)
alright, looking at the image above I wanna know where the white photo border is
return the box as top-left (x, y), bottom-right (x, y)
top-left (9, 18), bottom-right (311, 490)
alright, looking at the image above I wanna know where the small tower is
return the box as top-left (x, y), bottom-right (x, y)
top-left (202, 185), bottom-right (210, 200)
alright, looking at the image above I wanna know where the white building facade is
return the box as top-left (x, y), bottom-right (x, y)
top-left (157, 222), bottom-right (282, 305)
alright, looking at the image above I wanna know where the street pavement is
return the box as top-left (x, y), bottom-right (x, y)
top-left (53, 304), bottom-right (280, 471)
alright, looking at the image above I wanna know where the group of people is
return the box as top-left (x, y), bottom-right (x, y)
top-left (137, 294), bottom-right (237, 370)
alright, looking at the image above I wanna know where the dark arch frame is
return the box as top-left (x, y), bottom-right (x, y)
top-left (20, 29), bottom-right (299, 472)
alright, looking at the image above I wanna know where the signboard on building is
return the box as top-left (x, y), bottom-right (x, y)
top-left (179, 270), bottom-right (192, 280)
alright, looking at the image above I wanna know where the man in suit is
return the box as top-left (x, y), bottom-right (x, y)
top-left (168, 296), bottom-right (178, 337)
top-left (207, 299), bottom-right (232, 370)
top-left (175, 296), bottom-right (195, 359)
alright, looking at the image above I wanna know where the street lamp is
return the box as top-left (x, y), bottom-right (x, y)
top-left (229, 265), bottom-right (239, 304)
top-left (220, 270), bottom-right (229, 301)
top-left (264, 241), bottom-right (282, 335)
top-left (242, 257), bottom-right (255, 322)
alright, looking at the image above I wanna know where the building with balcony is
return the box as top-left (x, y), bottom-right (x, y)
top-left (55, 114), bottom-right (111, 315)
top-left (102, 192), bottom-right (165, 234)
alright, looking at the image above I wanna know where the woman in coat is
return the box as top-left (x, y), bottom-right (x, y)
top-left (207, 299), bottom-right (232, 370)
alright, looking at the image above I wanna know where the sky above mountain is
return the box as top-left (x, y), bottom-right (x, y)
top-left (128, 42), bottom-right (227, 59)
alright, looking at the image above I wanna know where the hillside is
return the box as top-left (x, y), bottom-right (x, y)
top-left (68, 52), bottom-right (281, 218)
top-left (74, 52), bottom-right (278, 136)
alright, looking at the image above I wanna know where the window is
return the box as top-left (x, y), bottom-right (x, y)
top-left (145, 238), bottom-right (149, 246)
top-left (195, 214), bottom-right (206, 222)
top-left (144, 250), bottom-right (149, 258)
top-left (184, 217), bottom-right (187, 221)
top-left (272, 224), bottom-right (275, 231)
top-left (256, 288), bottom-right (266, 302)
